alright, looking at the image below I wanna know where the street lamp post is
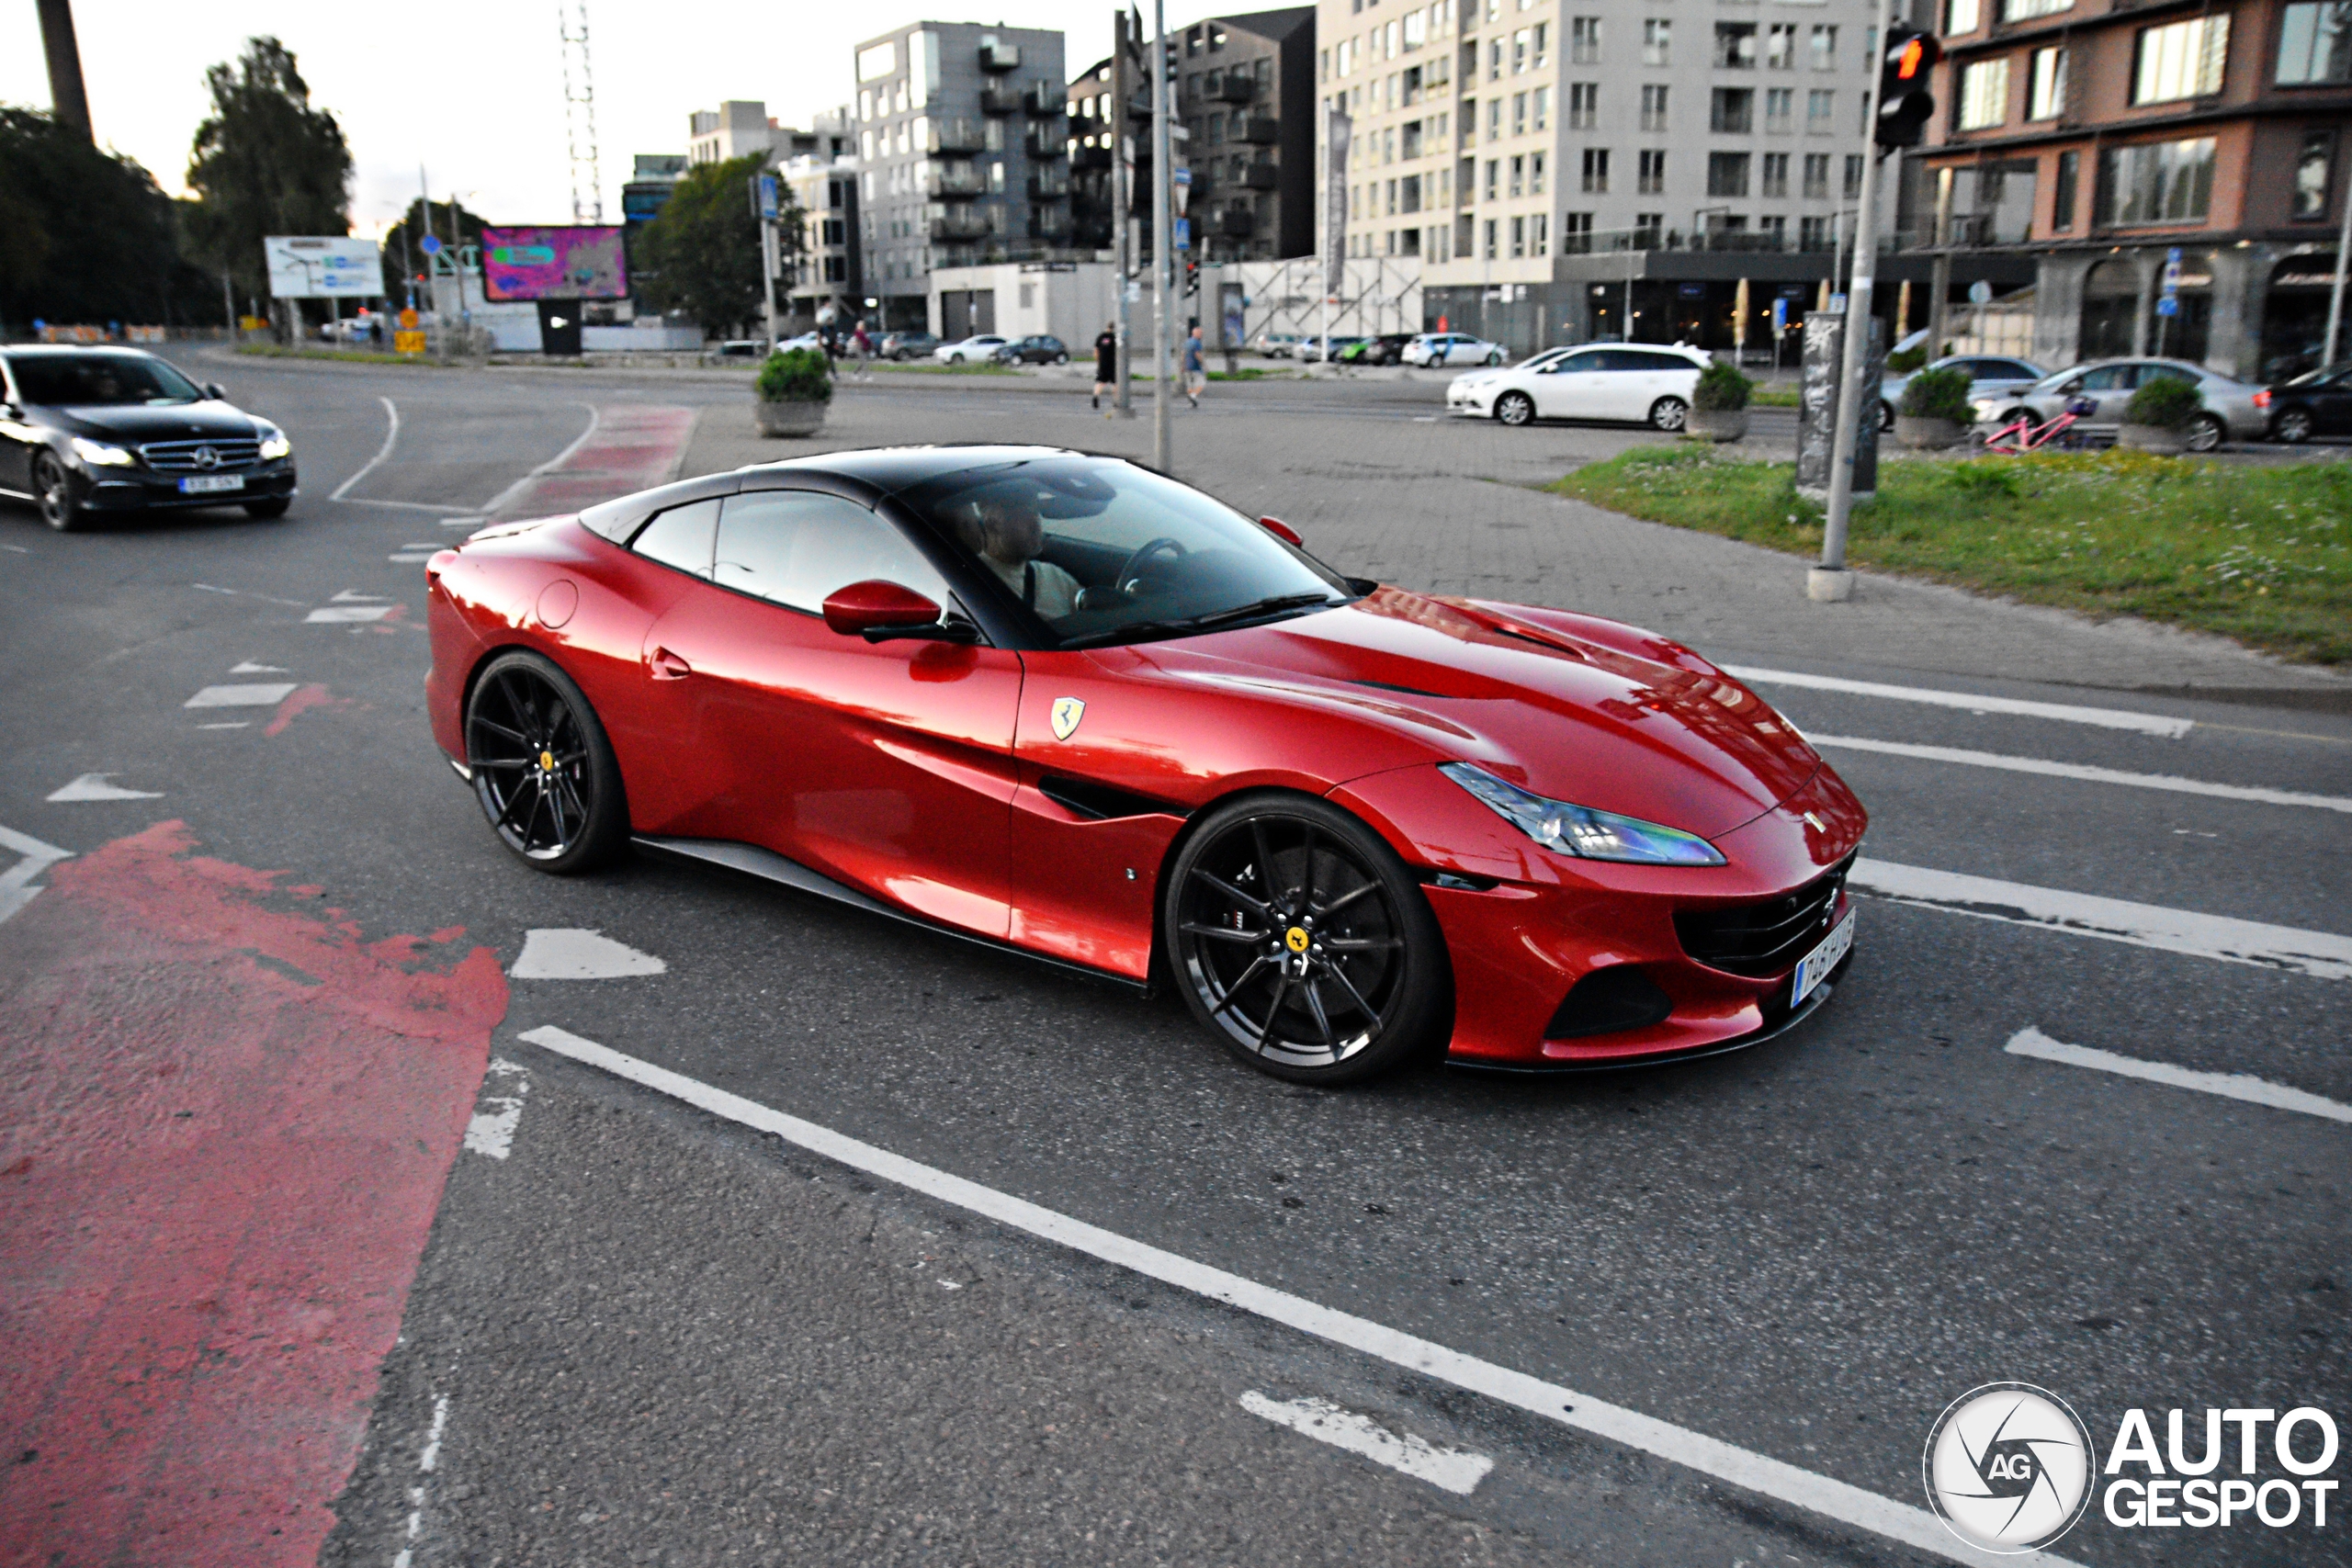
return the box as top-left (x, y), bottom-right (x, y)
top-left (1151, 0), bottom-right (1175, 473)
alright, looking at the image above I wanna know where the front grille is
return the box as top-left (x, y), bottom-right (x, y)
top-left (139, 437), bottom-right (261, 473)
top-left (1674, 857), bottom-right (1850, 977)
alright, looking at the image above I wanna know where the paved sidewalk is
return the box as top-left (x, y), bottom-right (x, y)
top-left (682, 386), bottom-right (2348, 699)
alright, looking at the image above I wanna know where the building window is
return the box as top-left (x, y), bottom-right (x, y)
top-left (1533, 21), bottom-right (1550, 69)
top-left (1533, 85), bottom-right (1552, 130)
top-left (1957, 59), bottom-right (2009, 130)
top-left (1638, 148), bottom-right (1668, 193)
top-left (1635, 212), bottom-right (1664, 245)
top-left (1641, 84), bottom-right (1670, 130)
top-left (1484, 217), bottom-right (1498, 258)
top-left (2293, 130), bottom-right (2335, 218)
top-left (1808, 24), bottom-right (1838, 70)
top-left (2132, 16), bottom-right (2230, 104)
top-left (1402, 119), bottom-right (1423, 158)
top-left (1512, 91), bottom-right (1527, 135)
top-left (1758, 214), bottom-right (1786, 245)
top-left (1760, 151), bottom-right (1790, 197)
top-left (1461, 96), bottom-right (1476, 145)
top-left (1766, 86), bottom-right (1793, 130)
top-left (2027, 46), bottom-right (2068, 119)
top-left (1513, 27), bottom-right (1530, 73)
top-left (1564, 210), bottom-right (1594, 252)
top-left (1532, 212), bottom-right (1550, 255)
top-left (1570, 83), bottom-right (1599, 129)
top-left (1510, 215), bottom-right (1527, 256)
top-left (1713, 87), bottom-right (1755, 132)
top-left (1573, 17), bottom-right (1603, 62)
top-left (2052, 148), bottom-right (2080, 231)
top-left (1485, 157), bottom-right (1499, 199)
top-left (1583, 147), bottom-right (1611, 191)
top-left (1707, 151), bottom-right (1750, 197)
top-left (1509, 154), bottom-right (1525, 197)
top-left (1487, 97), bottom-right (1503, 139)
top-left (1714, 22), bottom-right (1758, 68)
top-left (2278, 3), bottom-right (2352, 83)
top-left (1806, 87), bottom-right (1835, 131)
top-left (1800, 213), bottom-right (1830, 249)
top-left (2003, 0), bottom-right (2072, 19)
top-left (1489, 37), bottom-right (1505, 79)
top-left (1768, 23), bottom-right (1796, 68)
top-left (1532, 152), bottom-right (1547, 195)
top-left (2097, 136), bottom-right (2215, 224)
top-left (1388, 177), bottom-right (1402, 214)
top-left (1947, 0), bottom-right (1981, 30)
top-left (1404, 173), bottom-right (1425, 211)
top-left (1844, 153), bottom-right (1864, 198)
top-left (1641, 17), bottom-right (1669, 65)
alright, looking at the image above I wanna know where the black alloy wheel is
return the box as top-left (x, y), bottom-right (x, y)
top-left (2273, 407), bottom-right (2313, 445)
top-left (1649, 396), bottom-right (1690, 432)
top-left (2185, 412), bottom-right (2227, 453)
top-left (1495, 390), bottom-right (1535, 427)
top-left (464, 650), bottom-right (628, 874)
top-left (1165, 795), bottom-right (1449, 1084)
top-left (33, 453), bottom-right (83, 532)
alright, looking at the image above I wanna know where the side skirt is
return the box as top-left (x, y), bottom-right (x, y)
top-left (630, 834), bottom-right (1153, 998)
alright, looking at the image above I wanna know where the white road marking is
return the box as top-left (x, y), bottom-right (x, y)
top-left (0, 825), bottom-right (74, 927)
top-left (1240, 1392), bottom-right (1495, 1495)
top-left (1722, 666), bottom-right (2193, 739)
top-left (515, 1023), bottom-right (2084, 1568)
top-left (390, 1392), bottom-right (451, 1568)
top-left (389, 553), bottom-right (432, 563)
top-left (0, 542), bottom-right (28, 554)
top-left (464, 1059), bottom-right (531, 1158)
top-left (46, 773), bottom-right (163, 803)
top-left (184, 682), bottom-right (299, 707)
top-left (480, 404), bottom-right (600, 517)
top-left (510, 928), bottom-right (667, 979)
top-left (331, 589), bottom-right (388, 603)
top-left (229, 660), bottom-right (287, 673)
top-left (197, 722), bottom-right (250, 730)
top-left (304, 604), bottom-right (395, 623)
top-left (438, 515), bottom-right (487, 530)
top-left (2004, 1027), bottom-right (2352, 1124)
top-left (328, 395), bottom-right (399, 502)
top-left (1851, 859), bottom-right (2352, 981)
top-left (1812, 735), bottom-right (2352, 814)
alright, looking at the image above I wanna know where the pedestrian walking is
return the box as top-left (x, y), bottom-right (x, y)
top-left (1182, 325), bottom-right (1206, 408)
top-left (1092, 322), bottom-right (1117, 412)
top-left (850, 319), bottom-right (874, 380)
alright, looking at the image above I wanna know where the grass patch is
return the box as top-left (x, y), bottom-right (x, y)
top-left (871, 360), bottom-right (1017, 375)
top-left (1549, 446), bottom-right (2352, 664)
top-left (1749, 384), bottom-right (1801, 408)
top-left (1208, 367), bottom-right (1278, 381)
top-left (235, 343), bottom-right (445, 367)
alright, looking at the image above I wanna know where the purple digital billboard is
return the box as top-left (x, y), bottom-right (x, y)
top-left (480, 226), bottom-right (629, 300)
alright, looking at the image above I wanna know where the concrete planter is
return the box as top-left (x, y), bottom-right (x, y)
top-left (2117, 422), bottom-right (2187, 456)
top-left (1685, 407), bottom-right (1748, 443)
top-left (754, 398), bottom-right (828, 438)
top-left (1894, 415), bottom-right (1965, 450)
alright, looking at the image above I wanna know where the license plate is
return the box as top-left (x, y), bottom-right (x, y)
top-left (1792, 908), bottom-right (1855, 1009)
top-left (179, 474), bottom-right (245, 494)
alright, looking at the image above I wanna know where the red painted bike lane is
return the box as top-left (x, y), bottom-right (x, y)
top-left (492, 403), bottom-right (699, 520)
top-left (0, 822), bottom-right (507, 1567)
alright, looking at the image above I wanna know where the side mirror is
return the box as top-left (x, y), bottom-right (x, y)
top-left (821, 580), bottom-right (973, 643)
top-left (1257, 515), bottom-right (1302, 546)
top-left (204, 382), bottom-right (227, 400)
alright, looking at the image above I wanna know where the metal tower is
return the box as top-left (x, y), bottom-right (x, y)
top-left (558, 1), bottom-right (604, 223)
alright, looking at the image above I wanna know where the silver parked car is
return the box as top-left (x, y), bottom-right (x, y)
top-left (1971, 358), bottom-right (2266, 452)
top-left (1880, 354), bottom-right (2046, 431)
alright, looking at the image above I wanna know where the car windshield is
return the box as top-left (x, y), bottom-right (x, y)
top-left (8, 353), bottom-right (204, 406)
top-left (896, 455), bottom-right (1352, 649)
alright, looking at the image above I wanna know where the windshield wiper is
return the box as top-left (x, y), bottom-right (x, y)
top-left (1057, 591), bottom-right (1344, 650)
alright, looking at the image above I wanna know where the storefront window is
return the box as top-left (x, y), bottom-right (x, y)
top-left (2095, 137), bottom-right (2215, 226)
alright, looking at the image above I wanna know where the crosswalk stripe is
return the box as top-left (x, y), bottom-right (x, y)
top-left (2005, 1027), bottom-right (2352, 1124)
top-left (1724, 666), bottom-right (2193, 738)
top-left (1812, 735), bottom-right (2352, 814)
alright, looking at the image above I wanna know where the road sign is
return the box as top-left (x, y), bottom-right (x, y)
top-left (1968, 279), bottom-right (1993, 305)
top-left (2156, 296), bottom-right (2180, 317)
top-left (1771, 298), bottom-right (1789, 334)
top-left (2162, 247), bottom-right (2183, 294)
top-left (1174, 217), bottom-right (1191, 252)
top-left (265, 236), bottom-right (381, 299)
top-left (420, 234), bottom-right (442, 255)
top-left (755, 174), bottom-right (780, 222)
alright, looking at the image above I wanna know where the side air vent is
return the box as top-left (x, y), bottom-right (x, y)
top-left (1038, 775), bottom-right (1182, 821)
top-left (1544, 966), bottom-right (1674, 1040)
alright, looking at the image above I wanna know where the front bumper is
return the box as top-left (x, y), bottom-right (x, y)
top-left (81, 461), bottom-right (298, 511)
top-left (1447, 386), bottom-right (1492, 416)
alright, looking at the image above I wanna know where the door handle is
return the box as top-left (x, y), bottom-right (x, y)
top-left (649, 647), bottom-right (693, 681)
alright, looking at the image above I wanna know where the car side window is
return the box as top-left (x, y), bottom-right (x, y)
top-left (2076, 367), bottom-right (2129, 390)
top-left (713, 490), bottom-right (949, 614)
top-left (1635, 351), bottom-right (1695, 372)
top-left (1547, 352), bottom-right (1605, 375)
top-left (2142, 364), bottom-right (2196, 386)
top-left (629, 498), bottom-right (721, 578)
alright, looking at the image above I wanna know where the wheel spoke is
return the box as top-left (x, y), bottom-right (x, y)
top-left (1249, 818), bottom-right (1282, 903)
top-left (519, 780), bottom-right (550, 847)
top-left (1179, 921), bottom-right (1267, 943)
top-left (469, 755), bottom-right (536, 771)
top-left (1302, 977), bottom-right (1336, 1046)
top-left (471, 716), bottom-right (529, 746)
top-left (1323, 935), bottom-right (1402, 953)
top-left (1321, 956), bottom-right (1384, 1026)
top-left (553, 773), bottom-right (591, 839)
top-left (1207, 953), bottom-right (1271, 1015)
top-left (1299, 823), bottom-right (1317, 910)
top-left (1253, 973), bottom-right (1295, 1045)
top-left (1314, 879), bottom-right (1380, 919)
top-left (1194, 869), bottom-right (1272, 920)
top-left (492, 778), bottom-right (534, 831)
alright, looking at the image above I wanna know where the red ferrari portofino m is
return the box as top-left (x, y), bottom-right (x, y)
top-left (426, 446), bottom-right (1865, 1083)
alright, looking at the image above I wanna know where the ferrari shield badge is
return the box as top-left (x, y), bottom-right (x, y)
top-left (1050, 696), bottom-right (1086, 740)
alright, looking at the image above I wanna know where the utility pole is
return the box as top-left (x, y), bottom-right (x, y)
top-left (1927, 166), bottom-right (1953, 358)
top-left (420, 167), bottom-right (441, 358)
top-left (1114, 9), bottom-right (1135, 417)
top-left (1813, 0), bottom-right (1899, 604)
top-left (35, 0), bottom-right (92, 143)
top-left (1151, 0), bottom-right (1174, 473)
top-left (2325, 174), bottom-right (2352, 369)
top-left (754, 173), bottom-right (781, 352)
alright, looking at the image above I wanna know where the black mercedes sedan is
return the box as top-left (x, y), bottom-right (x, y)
top-left (0, 346), bottom-right (298, 531)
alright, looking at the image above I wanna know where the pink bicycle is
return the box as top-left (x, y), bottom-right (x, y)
top-left (1979, 396), bottom-right (2099, 454)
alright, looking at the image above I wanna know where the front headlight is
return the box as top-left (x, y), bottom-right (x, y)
top-left (71, 436), bottom-right (135, 467)
top-left (1440, 761), bottom-right (1726, 866)
top-left (256, 423), bottom-right (292, 460)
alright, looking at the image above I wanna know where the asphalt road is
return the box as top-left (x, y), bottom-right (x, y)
top-left (1, 351), bottom-right (2346, 1568)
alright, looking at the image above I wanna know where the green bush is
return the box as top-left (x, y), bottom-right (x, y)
top-left (1692, 359), bottom-right (1752, 412)
top-left (2124, 374), bottom-right (2201, 429)
top-left (1900, 367), bottom-right (1973, 422)
top-left (1885, 346), bottom-right (1930, 375)
top-left (756, 346), bottom-right (832, 403)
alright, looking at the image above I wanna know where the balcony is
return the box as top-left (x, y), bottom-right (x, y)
top-left (980, 83), bottom-right (1023, 115)
top-left (1241, 160), bottom-right (1279, 190)
top-left (930, 209), bottom-right (992, 242)
top-left (1212, 71), bottom-right (1258, 103)
top-left (926, 161), bottom-right (986, 197)
top-left (1029, 165), bottom-right (1070, 197)
top-left (1071, 141), bottom-right (1113, 170)
top-left (978, 39), bottom-right (1021, 72)
top-left (1023, 81), bottom-right (1064, 116)
top-left (1024, 124), bottom-right (1068, 158)
top-left (1238, 116), bottom-right (1279, 145)
top-left (1216, 206), bottom-right (1256, 237)
top-left (1027, 209), bottom-right (1069, 239)
top-left (927, 118), bottom-right (985, 154)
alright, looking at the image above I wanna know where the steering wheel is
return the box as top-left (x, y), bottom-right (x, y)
top-left (1114, 536), bottom-right (1188, 594)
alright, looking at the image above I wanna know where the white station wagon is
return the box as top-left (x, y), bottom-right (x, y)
top-left (1450, 344), bottom-right (1714, 430)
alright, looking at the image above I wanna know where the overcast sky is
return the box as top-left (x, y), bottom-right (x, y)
top-left (1, 2), bottom-right (1216, 236)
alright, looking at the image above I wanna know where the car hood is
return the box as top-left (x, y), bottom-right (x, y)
top-left (48, 402), bottom-right (260, 442)
top-left (1139, 588), bottom-right (1822, 840)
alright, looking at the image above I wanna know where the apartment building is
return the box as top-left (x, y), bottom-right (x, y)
top-left (1068, 57), bottom-right (1122, 254)
top-left (1313, 0), bottom-right (1983, 351)
top-left (1175, 9), bottom-right (1322, 261)
top-left (687, 101), bottom-right (778, 164)
top-left (1923, 0), bottom-right (2351, 378)
top-left (852, 21), bottom-right (1072, 330)
top-left (783, 153), bottom-right (865, 333)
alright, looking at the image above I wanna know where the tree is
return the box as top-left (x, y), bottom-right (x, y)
top-left (379, 197), bottom-right (490, 304)
top-left (634, 154), bottom-right (799, 336)
top-left (184, 37), bottom-right (353, 307)
top-left (0, 107), bottom-right (203, 330)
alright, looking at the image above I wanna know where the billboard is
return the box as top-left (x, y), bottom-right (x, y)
top-left (265, 236), bottom-right (381, 299)
top-left (480, 226), bottom-right (629, 300)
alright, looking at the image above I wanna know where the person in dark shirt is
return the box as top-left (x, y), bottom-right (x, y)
top-left (1093, 323), bottom-right (1117, 412)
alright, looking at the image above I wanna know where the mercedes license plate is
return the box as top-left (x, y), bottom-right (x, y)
top-left (179, 474), bottom-right (245, 494)
top-left (1791, 908), bottom-right (1855, 1009)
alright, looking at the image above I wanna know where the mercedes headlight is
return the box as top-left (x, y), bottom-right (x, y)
top-left (1440, 761), bottom-right (1726, 866)
top-left (71, 436), bottom-right (135, 467)
top-left (256, 423), bottom-right (292, 460)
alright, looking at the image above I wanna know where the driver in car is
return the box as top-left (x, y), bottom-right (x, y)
top-left (959, 491), bottom-right (1083, 621)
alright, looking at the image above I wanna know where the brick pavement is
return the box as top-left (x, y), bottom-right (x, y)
top-left (678, 384), bottom-right (2347, 698)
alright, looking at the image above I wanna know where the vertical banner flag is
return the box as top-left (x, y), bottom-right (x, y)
top-left (1324, 108), bottom-right (1351, 298)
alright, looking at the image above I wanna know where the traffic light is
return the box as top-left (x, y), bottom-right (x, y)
top-left (1183, 255), bottom-right (1200, 296)
top-left (1875, 27), bottom-right (1941, 148)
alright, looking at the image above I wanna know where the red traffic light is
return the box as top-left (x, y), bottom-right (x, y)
top-left (1894, 34), bottom-right (1928, 80)
top-left (1876, 27), bottom-right (1943, 148)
